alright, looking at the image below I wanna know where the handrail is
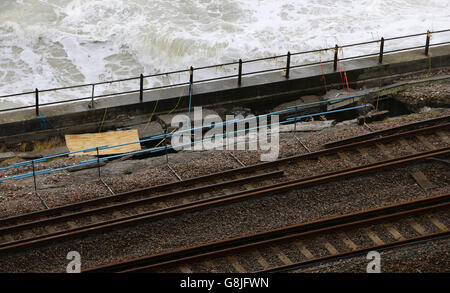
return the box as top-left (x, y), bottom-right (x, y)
top-left (0, 101), bottom-right (371, 182)
top-left (0, 28), bottom-right (449, 115)
top-left (0, 92), bottom-right (366, 173)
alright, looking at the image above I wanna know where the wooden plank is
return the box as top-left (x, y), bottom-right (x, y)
top-left (436, 131), bottom-right (450, 144)
top-left (134, 207), bottom-right (147, 214)
top-left (294, 241), bottom-right (314, 260)
top-left (365, 229), bottom-right (385, 245)
top-left (243, 183), bottom-right (255, 191)
top-left (200, 192), bottom-right (213, 200)
top-left (178, 265), bottom-right (193, 273)
top-left (1, 234), bottom-right (15, 243)
top-left (222, 187), bottom-right (233, 195)
top-left (45, 226), bottom-right (59, 233)
top-left (202, 260), bottom-right (215, 270)
top-left (384, 224), bottom-right (405, 240)
top-left (427, 216), bottom-right (448, 231)
top-left (408, 219), bottom-right (426, 235)
top-left (271, 246), bottom-right (293, 265)
top-left (66, 221), bottom-right (78, 229)
top-left (357, 148), bottom-right (377, 163)
top-left (159, 202), bottom-right (169, 209)
top-left (376, 143), bottom-right (394, 159)
top-left (357, 110), bottom-right (389, 125)
top-left (318, 155), bottom-right (328, 162)
top-left (65, 129), bottom-right (141, 156)
top-left (338, 232), bottom-right (358, 250)
top-left (399, 138), bottom-right (417, 154)
top-left (112, 211), bottom-right (124, 218)
top-left (227, 256), bottom-right (247, 273)
top-left (410, 171), bottom-right (435, 190)
top-left (416, 135), bottom-right (436, 150)
top-left (337, 151), bottom-right (357, 168)
top-left (319, 237), bottom-right (339, 255)
top-left (251, 250), bottom-right (271, 270)
top-left (22, 230), bottom-right (36, 239)
top-left (90, 215), bottom-right (99, 222)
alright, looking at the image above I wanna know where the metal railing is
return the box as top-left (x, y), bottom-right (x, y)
top-left (0, 93), bottom-right (370, 186)
top-left (0, 29), bottom-right (449, 116)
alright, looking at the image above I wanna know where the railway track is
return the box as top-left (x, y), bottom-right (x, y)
top-left (0, 146), bottom-right (447, 256)
top-left (0, 117), bottom-right (448, 255)
top-left (83, 193), bottom-right (450, 273)
top-left (259, 231), bottom-right (449, 273)
top-left (324, 115), bottom-right (450, 148)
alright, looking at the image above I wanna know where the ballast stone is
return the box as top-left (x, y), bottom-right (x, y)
top-left (279, 120), bottom-right (336, 132)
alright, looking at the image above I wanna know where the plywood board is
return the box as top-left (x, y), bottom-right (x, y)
top-left (65, 129), bottom-right (141, 156)
top-left (410, 171), bottom-right (435, 190)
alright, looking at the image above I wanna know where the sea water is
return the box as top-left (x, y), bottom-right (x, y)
top-left (0, 0), bottom-right (448, 106)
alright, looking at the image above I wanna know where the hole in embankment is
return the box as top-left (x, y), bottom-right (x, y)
top-left (373, 97), bottom-right (414, 117)
top-left (324, 107), bottom-right (361, 122)
top-left (322, 97), bottom-right (414, 123)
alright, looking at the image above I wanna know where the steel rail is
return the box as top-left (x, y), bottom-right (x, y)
top-left (0, 171), bottom-right (284, 233)
top-left (1, 118), bottom-right (448, 222)
top-left (324, 115), bottom-right (450, 148)
top-left (0, 147), bottom-right (448, 254)
top-left (123, 206), bottom-right (450, 273)
top-left (82, 193), bottom-right (450, 273)
top-left (0, 85), bottom-right (436, 173)
top-left (257, 231), bottom-right (450, 273)
top-left (2, 118), bottom-right (447, 223)
top-left (0, 168), bottom-right (285, 225)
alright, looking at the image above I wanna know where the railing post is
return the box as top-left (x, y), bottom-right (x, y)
top-left (139, 74), bottom-right (144, 103)
top-left (164, 127), bottom-right (169, 164)
top-left (31, 159), bottom-right (48, 209)
top-left (35, 88), bottom-right (39, 116)
top-left (189, 66), bottom-right (194, 86)
top-left (425, 30), bottom-right (430, 56)
top-left (333, 45), bottom-right (339, 71)
top-left (91, 84), bottom-right (95, 108)
top-left (32, 160), bottom-right (37, 193)
top-left (238, 59), bottom-right (242, 86)
top-left (96, 147), bottom-right (101, 179)
top-left (286, 51), bottom-right (291, 79)
top-left (379, 37), bottom-right (385, 64)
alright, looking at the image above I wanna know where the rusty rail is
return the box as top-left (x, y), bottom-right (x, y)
top-left (0, 147), bottom-right (448, 254)
top-left (0, 29), bottom-right (449, 115)
top-left (3, 116), bottom-right (446, 228)
top-left (83, 193), bottom-right (450, 273)
top-left (258, 231), bottom-right (449, 273)
top-left (324, 115), bottom-right (450, 148)
top-left (0, 171), bottom-right (284, 233)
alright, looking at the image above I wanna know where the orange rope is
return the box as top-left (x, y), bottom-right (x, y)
top-left (338, 59), bottom-right (345, 89)
top-left (339, 47), bottom-right (351, 96)
top-left (337, 56), bottom-right (345, 90)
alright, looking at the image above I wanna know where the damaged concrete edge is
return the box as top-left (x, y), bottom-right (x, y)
top-left (0, 45), bottom-right (449, 143)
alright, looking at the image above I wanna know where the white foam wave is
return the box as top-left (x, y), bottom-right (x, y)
top-left (0, 0), bottom-right (448, 106)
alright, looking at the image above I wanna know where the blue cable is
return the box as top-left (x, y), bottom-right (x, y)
top-left (0, 97), bottom-right (369, 181)
top-left (2, 92), bottom-right (362, 171)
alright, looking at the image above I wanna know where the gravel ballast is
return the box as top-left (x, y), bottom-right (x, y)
top-left (0, 102), bottom-right (448, 273)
